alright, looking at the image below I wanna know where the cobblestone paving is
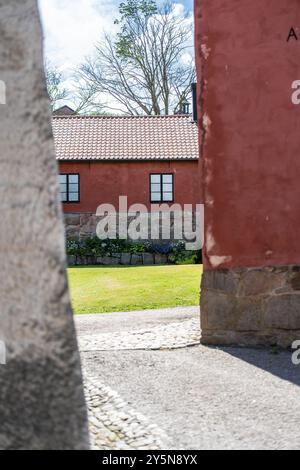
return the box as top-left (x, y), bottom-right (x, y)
top-left (84, 376), bottom-right (171, 450)
top-left (80, 314), bottom-right (200, 449)
top-left (79, 309), bottom-right (300, 450)
top-left (79, 318), bottom-right (201, 352)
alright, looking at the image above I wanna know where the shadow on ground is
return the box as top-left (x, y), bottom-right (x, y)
top-left (215, 345), bottom-right (300, 387)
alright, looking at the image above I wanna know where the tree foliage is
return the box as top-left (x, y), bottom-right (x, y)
top-left (78, 0), bottom-right (195, 115)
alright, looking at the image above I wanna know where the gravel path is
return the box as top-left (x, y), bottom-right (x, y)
top-left (76, 306), bottom-right (200, 351)
top-left (82, 347), bottom-right (300, 450)
top-left (75, 306), bottom-right (199, 335)
top-left (77, 307), bottom-right (300, 450)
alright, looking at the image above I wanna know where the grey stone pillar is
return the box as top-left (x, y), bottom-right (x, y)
top-left (0, 0), bottom-right (89, 449)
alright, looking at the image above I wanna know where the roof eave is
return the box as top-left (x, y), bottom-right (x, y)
top-left (56, 157), bottom-right (199, 162)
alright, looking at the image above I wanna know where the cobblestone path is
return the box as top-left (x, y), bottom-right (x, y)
top-left (78, 308), bottom-right (200, 449)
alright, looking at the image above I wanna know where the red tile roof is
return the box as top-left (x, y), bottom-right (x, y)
top-left (52, 115), bottom-right (199, 161)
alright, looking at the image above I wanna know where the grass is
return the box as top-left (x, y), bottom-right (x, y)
top-left (68, 264), bottom-right (202, 314)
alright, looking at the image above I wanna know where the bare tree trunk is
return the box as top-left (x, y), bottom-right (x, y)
top-left (0, 0), bottom-right (89, 449)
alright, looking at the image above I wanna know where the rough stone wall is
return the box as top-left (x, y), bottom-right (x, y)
top-left (201, 267), bottom-right (300, 348)
top-left (0, 0), bottom-right (89, 449)
top-left (195, 0), bottom-right (300, 346)
top-left (64, 212), bottom-right (198, 246)
top-left (68, 252), bottom-right (171, 266)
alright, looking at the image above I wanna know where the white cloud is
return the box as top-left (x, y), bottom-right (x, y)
top-left (38, 0), bottom-right (119, 72)
top-left (172, 2), bottom-right (185, 16)
top-left (38, 0), bottom-right (192, 73)
top-left (38, 0), bottom-right (194, 111)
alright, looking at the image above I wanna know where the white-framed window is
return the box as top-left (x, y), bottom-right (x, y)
top-left (150, 173), bottom-right (174, 203)
top-left (59, 174), bottom-right (80, 203)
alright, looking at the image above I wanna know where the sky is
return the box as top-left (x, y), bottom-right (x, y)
top-left (38, 0), bottom-right (194, 111)
top-left (38, 0), bottom-right (194, 73)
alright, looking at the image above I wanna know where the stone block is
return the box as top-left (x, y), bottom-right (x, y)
top-left (121, 253), bottom-right (131, 265)
top-left (64, 213), bottom-right (81, 226)
top-left (79, 214), bottom-right (100, 238)
top-left (79, 213), bottom-right (93, 226)
top-left (201, 266), bottom-right (300, 347)
top-left (97, 256), bottom-right (119, 265)
top-left (288, 268), bottom-right (300, 291)
top-left (142, 253), bottom-right (154, 265)
top-left (65, 226), bottom-right (80, 240)
top-left (154, 254), bottom-right (168, 265)
top-left (235, 297), bottom-right (264, 331)
top-left (201, 269), bottom-right (238, 294)
top-left (201, 330), bottom-right (279, 348)
top-left (131, 254), bottom-right (143, 265)
top-left (67, 255), bottom-right (76, 266)
top-left (200, 290), bottom-right (237, 331)
top-left (239, 268), bottom-right (287, 296)
top-left (264, 295), bottom-right (300, 330)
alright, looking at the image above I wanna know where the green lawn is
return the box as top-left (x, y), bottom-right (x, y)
top-left (68, 264), bottom-right (202, 314)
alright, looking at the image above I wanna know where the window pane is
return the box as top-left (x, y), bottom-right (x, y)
top-left (69, 174), bottom-right (78, 183)
top-left (150, 175), bottom-right (160, 184)
top-left (60, 183), bottom-right (67, 192)
top-left (69, 192), bottom-right (79, 202)
top-left (162, 174), bottom-right (173, 183)
top-left (163, 192), bottom-right (173, 202)
top-left (151, 183), bottom-right (161, 192)
top-left (163, 183), bottom-right (173, 192)
top-left (60, 192), bottom-right (67, 202)
top-left (151, 193), bottom-right (161, 202)
top-left (59, 174), bottom-right (67, 183)
top-left (69, 183), bottom-right (79, 192)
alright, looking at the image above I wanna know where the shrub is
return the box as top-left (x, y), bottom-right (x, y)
top-left (169, 252), bottom-right (199, 265)
top-left (128, 241), bottom-right (151, 253)
top-left (150, 242), bottom-right (173, 255)
top-left (66, 240), bottom-right (87, 257)
top-left (66, 236), bottom-right (201, 264)
top-left (168, 243), bottom-right (201, 265)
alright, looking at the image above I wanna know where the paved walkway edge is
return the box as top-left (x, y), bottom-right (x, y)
top-left (84, 376), bottom-right (172, 450)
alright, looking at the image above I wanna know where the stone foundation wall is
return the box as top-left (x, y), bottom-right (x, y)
top-left (200, 266), bottom-right (300, 348)
top-left (68, 252), bottom-right (170, 266)
top-left (64, 212), bottom-right (198, 245)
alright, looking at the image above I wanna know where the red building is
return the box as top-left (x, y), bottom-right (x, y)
top-left (196, 0), bottom-right (300, 346)
top-left (52, 114), bottom-right (200, 240)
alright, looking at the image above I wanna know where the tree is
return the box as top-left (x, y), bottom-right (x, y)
top-left (72, 82), bottom-right (106, 114)
top-left (45, 61), bottom-right (69, 111)
top-left (78, 0), bottom-right (195, 115)
top-left (44, 62), bottom-right (106, 114)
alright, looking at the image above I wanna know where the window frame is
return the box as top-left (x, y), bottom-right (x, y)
top-left (59, 173), bottom-right (80, 204)
top-left (149, 173), bottom-right (174, 203)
